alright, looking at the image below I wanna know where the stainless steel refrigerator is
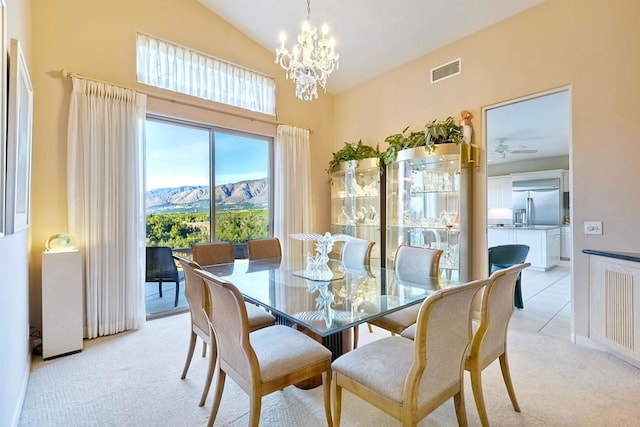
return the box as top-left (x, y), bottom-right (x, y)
top-left (512, 178), bottom-right (562, 226)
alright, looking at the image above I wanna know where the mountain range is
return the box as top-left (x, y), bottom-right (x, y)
top-left (146, 178), bottom-right (268, 214)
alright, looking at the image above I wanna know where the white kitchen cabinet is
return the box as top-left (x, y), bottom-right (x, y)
top-left (487, 175), bottom-right (512, 210)
top-left (487, 226), bottom-right (560, 270)
top-left (487, 227), bottom-right (515, 248)
top-left (561, 225), bottom-right (572, 260)
top-left (562, 170), bottom-right (570, 192)
top-left (42, 250), bottom-right (84, 359)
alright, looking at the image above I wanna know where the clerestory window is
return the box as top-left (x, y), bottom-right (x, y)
top-left (136, 33), bottom-right (276, 115)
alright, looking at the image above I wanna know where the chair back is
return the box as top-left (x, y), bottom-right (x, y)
top-left (173, 255), bottom-right (209, 336)
top-left (192, 242), bottom-right (235, 266)
top-left (409, 279), bottom-right (488, 402)
top-left (341, 238), bottom-right (375, 270)
top-left (195, 269), bottom-right (258, 391)
top-left (146, 246), bottom-right (179, 282)
top-left (394, 245), bottom-right (443, 284)
top-left (472, 263), bottom-right (531, 368)
top-left (247, 237), bottom-right (282, 260)
top-left (488, 244), bottom-right (530, 272)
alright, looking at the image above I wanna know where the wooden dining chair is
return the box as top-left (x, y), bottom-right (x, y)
top-left (400, 263), bottom-right (531, 427)
top-left (173, 255), bottom-right (275, 407)
top-left (195, 268), bottom-right (333, 427)
top-left (340, 238), bottom-right (375, 269)
top-left (465, 262), bottom-right (531, 427)
top-left (332, 278), bottom-right (489, 426)
top-left (339, 238), bottom-right (375, 348)
top-left (247, 237), bottom-right (282, 260)
top-left (192, 241), bottom-right (235, 266)
top-left (367, 245), bottom-right (443, 335)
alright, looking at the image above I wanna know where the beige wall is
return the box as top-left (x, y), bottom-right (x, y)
top-left (29, 0), bottom-right (334, 330)
top-left (333, 0), bottom-right (640, 340)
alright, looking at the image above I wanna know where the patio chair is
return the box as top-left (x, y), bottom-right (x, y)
top-left (332, 278), bottom-right (488, 426)
top-left (173, 255), bottom-right (275, 407)
top-left (146, 246), bottom-right (180, 307)
top-left (195, 268), bottom-right (333, 427)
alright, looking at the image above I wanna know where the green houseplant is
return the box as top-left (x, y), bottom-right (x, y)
top-left (327, 140), bottom-right (381, 173)
top-left (382, 116), bottom-right (465, 165)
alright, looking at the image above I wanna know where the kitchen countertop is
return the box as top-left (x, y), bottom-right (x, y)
top-left (582, 249), bottom-right (640, 263)
top-left (488, 225), bottom-right (561, 230)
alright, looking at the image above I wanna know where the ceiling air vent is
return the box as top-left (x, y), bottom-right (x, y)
top-left (431, 58), bottom-right (461, 84)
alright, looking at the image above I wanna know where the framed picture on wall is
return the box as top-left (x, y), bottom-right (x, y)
top-left (0, 0), bottom-right (7, 238)
top-left (5, 38), bottom-right (33, 234)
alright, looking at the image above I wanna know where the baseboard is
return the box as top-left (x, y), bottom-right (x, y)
top-left (10, 351), bottom-right (30, 427)
top-left (574, 334), bottom-right (605, 351)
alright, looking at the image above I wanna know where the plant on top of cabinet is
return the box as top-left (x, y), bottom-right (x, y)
top-left (382, 116), bottom-right (467, 165)
top-left (327, 140), bottom-right (381, 173)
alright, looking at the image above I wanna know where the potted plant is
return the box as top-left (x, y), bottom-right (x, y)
top-left (382, 116), bottom-right (465, 165)
top-left (327, 140), bottom-right (381, 173)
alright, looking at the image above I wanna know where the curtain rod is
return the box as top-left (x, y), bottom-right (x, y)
top-left (59, 69), bottom-right (314, 133)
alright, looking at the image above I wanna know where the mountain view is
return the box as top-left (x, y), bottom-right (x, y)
top-left (146, 178), bottom-right (268, 214)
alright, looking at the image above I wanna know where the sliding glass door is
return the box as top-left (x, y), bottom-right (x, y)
top-left (144, 117), bottom-right (272, 315)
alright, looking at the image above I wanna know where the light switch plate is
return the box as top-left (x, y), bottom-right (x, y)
top-left (584, 221), bottom-right (603, 235)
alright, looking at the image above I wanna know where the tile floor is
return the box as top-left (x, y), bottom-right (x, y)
top-left (145, 275), bottom-right (189, 318)
top-left (510, 260), bottom-right (572, 340)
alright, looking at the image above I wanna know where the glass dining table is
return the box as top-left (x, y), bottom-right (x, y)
top-left (202, 257), bottom-right (460, 360)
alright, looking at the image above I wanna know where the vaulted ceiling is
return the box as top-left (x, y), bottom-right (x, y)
top-left (199, 0), bottom-right (546, 94)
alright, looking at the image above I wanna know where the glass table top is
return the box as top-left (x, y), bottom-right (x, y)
top-left (202, 257), bottom-right (460, 337)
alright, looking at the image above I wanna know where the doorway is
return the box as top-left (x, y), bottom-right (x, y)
top-left (483, 87), bottom-right (572, 341)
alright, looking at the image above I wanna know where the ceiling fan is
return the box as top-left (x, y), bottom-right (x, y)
top-left (492, 138), bottom-right (538, 158)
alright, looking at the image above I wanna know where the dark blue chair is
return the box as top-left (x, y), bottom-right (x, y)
top-left (488, 244), bottom-right (530, 309)
top-left (146, 246), bottom-right (180, 307)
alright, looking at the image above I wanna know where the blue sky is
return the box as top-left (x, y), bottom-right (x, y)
top-left (145, 120), bottom-right (269, 190)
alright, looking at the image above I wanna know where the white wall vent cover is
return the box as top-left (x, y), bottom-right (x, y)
top-left (431, 58), bottom-right (461, 83)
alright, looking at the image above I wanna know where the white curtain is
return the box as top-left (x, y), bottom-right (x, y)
top-left (274, 125), bottom-right (312, 259)
top-left (136, 33), bottom-right (276, 115)
top-left (67, 77), bottom-right (147, 339)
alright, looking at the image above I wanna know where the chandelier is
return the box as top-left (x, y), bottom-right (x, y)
top-left (275, 0), bottom-right (339, 101)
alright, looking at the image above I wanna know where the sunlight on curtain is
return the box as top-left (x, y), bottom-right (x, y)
top-left (274, 125), bottom-right (312, 259)
top-left (67, 77), bottom-right (147, 338)
top-left (136, 33), bottom-right (276, 115)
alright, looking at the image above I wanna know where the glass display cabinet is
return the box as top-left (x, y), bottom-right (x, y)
top-left (330, 158), bottom-right (385, 261)
top-left (386, 143), bottom-right (478, 281)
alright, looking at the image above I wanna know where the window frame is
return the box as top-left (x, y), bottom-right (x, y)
top-left (144, 113), bottom-right (274, 251)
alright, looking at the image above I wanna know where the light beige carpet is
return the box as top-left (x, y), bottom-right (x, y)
top-left (19, 313), bottom-right (640, 426)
